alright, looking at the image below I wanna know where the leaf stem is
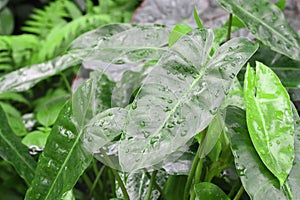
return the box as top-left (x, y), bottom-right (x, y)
top-left (190, 156), bottom-right (204, 200)
top-left (88, 166), bottom-right (105, 198)
top-left (145, 170), bottom-right (158, 200)
top-left (183, 130), bottom-right (207, 200)
top-left (233, 185), bottom-right (244, 200)
top-left (99, 148), bottom-right (130, 200)
top-left (226, 13), bottom-right (233, 41)
top-left (145, 171), bottom-right (166, 199)
top-left (59, 71), bottom-right (72, 93)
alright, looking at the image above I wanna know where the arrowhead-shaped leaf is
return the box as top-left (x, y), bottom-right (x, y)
top-left (119, 28), bottom-right (258, 172)
top-left (216, 0), bottom-right (300, 61)
top-left (244, 62), bottom-right (294, 186)
top-left (25, 101), bottom-right (93, 200)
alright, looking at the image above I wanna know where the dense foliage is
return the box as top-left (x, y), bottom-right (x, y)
top-left (0, 0), bottom-right (300, 199)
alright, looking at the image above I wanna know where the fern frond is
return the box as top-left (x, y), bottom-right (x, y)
top-left (29, 14), bottom-right (111, 64)
top-left (22, 1), bottom-right (82, 39)
top-left (0, 35), bottom-right (39, 73)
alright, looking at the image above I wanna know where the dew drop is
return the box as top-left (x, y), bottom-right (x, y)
top-left (167, 123), bottom-right (174, 128)
top-left (164, 106), bottom-right (171, 112)
top-left (140, 121), bottom-right (145, 128)
top-left (181, 130), bottom-right (187, 137)
top-left (229, 73), bottom-right (235, 79)
top-left (132, 102), bottom-right (137, 110)
top-left (167, 99), bottom-right (173, 104)
top-left (150, 136), bottom-right (159, 145)
top-left (209, 107), bottom-right (218, 115)
top-left (143, 131), bottom-right (150, 138)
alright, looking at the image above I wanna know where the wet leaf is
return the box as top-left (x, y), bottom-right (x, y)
top-left (194, 182), bottom-right (229, 200)
top-left (244, 62), bottom-right (294, 186)
top-left (216, 0), bottom-right (300, 61)
top-left (249, 46), bottom-right (300, 88)
top-left (226, 105), bottom-right (300, 199)
top-left (0, 24), bottom-right (170, 93)
top-left (25, 101), bottom-right (93, 200)
top-left (119, 28), bottom-right (258, 172)
top-left (0, 105), bottom-right (36, 185)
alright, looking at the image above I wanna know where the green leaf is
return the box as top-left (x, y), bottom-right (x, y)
top-left (193, 7), bottom-right (203, 28)
top-left (25, 101), bottom-right (93, 200)
top-left (0, 24), bottom-right (170, 93)
top-left (22, 130), bottom-right (50, 148)
top-left (226, 105), bottom-right (300, 199)
top-left (118, 28), bottom-right (258, 172)
top-left (168, 24), bottom-right (193, 47)
top-left (194, 182), bottom-right (230, 200)
top-left (0, 92), bottom-right (30, 105)
top-left (244, 62), bottom-right (294, 186)
top-left (216, 0), bottom-right (300, 60)
top-left (164, 175), bottom-right (186, 200)
top-left (221, 77), bottom-right (245, 109)
top-left (0, 7), bottom-right (14, 35)
top-left (35, 90), bottom-right (69, 127)
top-left (0, 0), bottom-right (8, 10)
top-left (72, 71), bottom-right (115, 130)
top-left (275, 0), bottom-right (286, 11)
top-left (0, 105), bottom-right (36, 185)
top-left (248, 46), bottom-right (300, 88)
top-left (0, 102), bottom-right (27, 136)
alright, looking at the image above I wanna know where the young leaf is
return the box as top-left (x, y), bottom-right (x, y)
top-left (244, 62), bottom-right (294, 186)
top-left (0, 105), bottom-right (36, 185)
top-left (216, 0), bottom-right (300, 61)
top-left (119, 28), bottom-right (258, 172)
top-left (193, 7), bottom-right (203, 28)
top-left (226, 105), bottom-right (300, 199)
top-left (168, 24), bottom-right (193, 47)
top-left (25, 101), bottom-right (93, 200)
top-left (194, 182), bottom-right (230, 200)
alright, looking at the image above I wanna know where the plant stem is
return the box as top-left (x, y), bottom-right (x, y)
top-left (88, 166), bottom-right (105, 198)
top-left (190, 156), bottom-right (204, 200)
top-left (82, 173), bottom-right (93, 191)
top-left (59, 71), bottom-right (72, 93)
top-left (145, 170), bottom-right (158, 200)
top-left (226, 13), bottom-right (233, 41)
top-left (99, 148), bottom-right (130, 200)
top-left (145, 171), bottom-right (166, 199)
top-left (233, 185), bottom-right (244, 200)
top-left (183, 129), bottom-right (207, 200)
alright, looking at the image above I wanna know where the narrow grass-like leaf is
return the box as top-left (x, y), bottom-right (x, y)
top-left (119, 28), bottom-right (258, 172)
top-left (226, 105), bottom-right (300, 199)
top-left (168, 24), bottom-right (193, 47)
top-left (244, 62), bottom-right (294, 186)
top-left (216, 0), bottom-right (300, 60)
top-left (25, 101), bottom-right (93, 200)
top-left (194, 182), bottom-right (229, 200)
top-left (0, 105), bottom-right (36, 185)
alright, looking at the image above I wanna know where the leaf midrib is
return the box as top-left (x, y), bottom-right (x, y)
top-left (232, 1), bottom-right (296, 47)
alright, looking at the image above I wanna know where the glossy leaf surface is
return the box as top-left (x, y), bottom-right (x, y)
top-left (226, 106), bottom-right (300, 199)
top-left (25, 101), bottom-right (93, 200)
top-left (0, 24), bottom-right (170, 93)
top-left (0, 105), bottom-right (36, 185)
top-left (244, 62), bottom-right (294, 185)
top-left (118, 28), bottom-right (258, 172)
top-left (216, 0), bottom-right (300, 60)
top-left (194, 182), bottom-right (229, 200)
